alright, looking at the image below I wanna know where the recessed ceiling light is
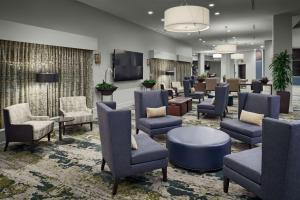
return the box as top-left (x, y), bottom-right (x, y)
top-left (227, 29), bottom-right (231, 33)
top-left (148, 11), bottom-right (154, 15)
top-left (198, 38), bottom-right (202, 41)
top-left (215, 12), bottom-right (220, 16)
top-left (203, 41), bottom-right (206, 43)
top-left (232, 36), bottom-right (236, 39)
top-left (260, 45), bottom-right (265, 48)
top-left (161, 18), bottom-right (165, 22)
top-left (209, 3), bottom-right (215, 7)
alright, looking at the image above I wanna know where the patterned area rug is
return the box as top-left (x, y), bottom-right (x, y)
top-left (1, 101), bottom-right (299, 200)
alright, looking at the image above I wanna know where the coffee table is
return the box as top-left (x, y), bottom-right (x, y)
top-left (168, 97), bottom-right (192, 116)
top-left (55, 117), bottom-right (75, 141)
top-left (167, 126), bottom-right (231, 171)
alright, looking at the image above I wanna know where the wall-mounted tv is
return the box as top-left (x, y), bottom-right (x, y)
top-left (113, 49), bottom-right (143, 81)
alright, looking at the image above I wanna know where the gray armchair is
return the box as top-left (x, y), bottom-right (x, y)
top-left (97, 102), bottom-right (168, 195)
top-left (220, 93), bottom-right (280, 148)
top-left (183, 80), bottom-right (204, 103)
top-left (197, 84), bottom-right (229, 120)
top-left (134, 90), bottom-right (182, 137)
top-left (223, 118), bottom-right (300, 199)
top-left (3, 103), bottom-right (54, 151)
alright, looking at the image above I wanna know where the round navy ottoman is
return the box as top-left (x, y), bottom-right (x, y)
top-left (167, 126), bottom-right (231, 171)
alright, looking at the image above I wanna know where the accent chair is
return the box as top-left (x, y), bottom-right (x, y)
top-left (3, 103), bottom-right (54, 151)
top-left (171, 81), bottom-right (184, 95)
top-left (197, 84), bottom-right (229, 120)
top-left (220, 93), bottom-right (280, 148)
top-left (223, 118), bottom-right (300, 200)
top-left (226, 78), bottom-right (240, 93)
top-left (251, 80), bottom-right (263, 93)
top-left (205, 77), bottom-right (219, 92)
top-left (134, 90), bottom-right (182, 137)
top-left (183, 80), bottom-right (205, 103)
top-left (59, 96), bottom-right (93, 130)
top-left (97, 102), bottom-right (168, 195)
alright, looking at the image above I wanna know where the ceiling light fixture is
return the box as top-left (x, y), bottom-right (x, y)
top-left (260, 45), bottom-right (265, 48)
top-left (231, 53), bottom-right (244, 60)
top-left (148, 11), bottom-right (154, 15)
top-left (213, 53), bottom-right (222, 58)
top-left (214, 12), bottom-right (220, 16)
top-left (215, 26), bottom-right (237, 53)
top-left (209, 3), bottom-right (215, 7)
top-left (164, 5), bottom-right (210, 32)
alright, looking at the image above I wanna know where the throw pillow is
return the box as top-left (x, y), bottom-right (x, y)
top-left (131, 134), bottom-right (138, 150)
top-left (191, 87), bottom-right (195, 93)
top-left (146, 106), bottom-right (166, 118)
top-left (240, 110), bottom-right (264, 126)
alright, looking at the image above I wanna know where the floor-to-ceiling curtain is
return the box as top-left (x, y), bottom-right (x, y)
top-left (149, 58), bottom-right (192, 89)
top-left (0, 40), bottom-right (93, 128)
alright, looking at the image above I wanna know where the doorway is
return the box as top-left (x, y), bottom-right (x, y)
top-left (238, 64), bottom-right (246, 79)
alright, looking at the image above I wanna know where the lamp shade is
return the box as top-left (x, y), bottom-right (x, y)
top-left (36, 73), bottom-right (59, 83)
top-left (215, 44), bottom-right (237, 54)
top-left (230, 53), bottom-right (244, 60)
top-left (164, 5), bottom-right (210, 32)
top-left (165, 71), bottom-right (175, 76)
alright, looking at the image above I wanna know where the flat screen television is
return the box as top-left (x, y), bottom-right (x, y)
top-left (113, 49), bottom-right (143, 81)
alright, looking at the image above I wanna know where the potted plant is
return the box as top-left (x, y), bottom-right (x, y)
top-left (96, 81), bottom-right (118, 95)
top-left (197, 73), bottom-right (207, 82)
top-left (260, 76), bottom-right (269, 85)
top-left (269, 50), bottom-right (292, 113)
top-left (142, 79), bottom-right (156, 89)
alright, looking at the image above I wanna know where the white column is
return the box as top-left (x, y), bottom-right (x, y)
top-left (264, 40), bottom-right (273, 80)
top-left (198, 53), bottom-right (205, 74)
top-left (273, 13), bottom-right (293, 109)
top-left (221, 54), bottom-right (231, 82)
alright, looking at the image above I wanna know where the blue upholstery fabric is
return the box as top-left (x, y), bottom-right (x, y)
top-left (221, 119), bottom-right (262, 137)
top-left (97, 102), bottom-right (168, 180)
top-left (197, 101), bottom-right (215, 110)
top-left (220, 92), bottom-right (280, 145)
top-left (223, 118), bottom-right (300, 200)
top-left (131, 132), bottom-right (168, 165)
top-left (224, 147), bottom-right (261, 184)
top-left (134, 90), bottom-right (182, 136)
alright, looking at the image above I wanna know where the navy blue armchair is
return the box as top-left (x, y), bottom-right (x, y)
top-left (197, 84), bottom-right (229, 120)
top-left (134, 90), bottom-right (182, 137)
top-left (97, 102), bottom-right (168, 195)
top-left (220, 93), bottom-right (280, 148)
top-left (223, 118), bottom-right (300, 199)
top-left (183, 80), bottom-right (204, 103)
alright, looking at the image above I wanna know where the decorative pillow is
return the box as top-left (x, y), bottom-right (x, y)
top-left (191, 87), bottom-right (195, 93)
top-left (146, 106), bottom-right (166, 118)
top-left (131, 134), bottom-right (138, 150)
top-left (240, 110), bottom-right (264, 126)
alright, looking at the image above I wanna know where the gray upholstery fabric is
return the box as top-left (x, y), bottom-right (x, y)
top-left (223, 118), bottom-right (300, 200)
top-left (23, 120), bottom-right (54, 140)
top-left (134, 90), bottom-right (182, 136)
top-left (221, 119), bottom-right (262, 137)
top-left (131, 133), bottom-right (168, 165)
top-left (220, 92), bottom-right (280, 145)
top-left (97, 102), bottom-right (168, 180)
top-left (183, 80), bottom-right (204, 101)
top-left (224, 147), bottom-right (261, 184)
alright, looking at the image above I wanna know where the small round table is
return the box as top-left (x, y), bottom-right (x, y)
top-left (167, 126), bottom-right (231, 171)
top-left (56, 117), bottom-right (74, 141)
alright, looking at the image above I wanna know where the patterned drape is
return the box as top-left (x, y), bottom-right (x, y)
top-left (149, 58), bottom-right (192, 89)
top-left (0, 40), bottom-right (93, 128)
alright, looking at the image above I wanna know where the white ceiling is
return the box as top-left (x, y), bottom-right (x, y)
top-left (77, 0), bottom-right (300, 52)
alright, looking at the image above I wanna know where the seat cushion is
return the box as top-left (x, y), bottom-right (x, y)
top-left (220, 119), bottom-right (262, 137)
top-left (198, 101), bottom-right (215, 110)
top-left (224, 147), bottom-right (262, 184)
top-left (64, 111), bottom-right (93, 125)
top-left (131, 132), bottom-right (168, 165)
top-left (23, 120), bottom-right (54, 140)
top-left (139, 115), bottom-right (182, 129)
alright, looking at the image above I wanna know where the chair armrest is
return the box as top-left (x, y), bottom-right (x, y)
top-left (59, 108), bottom-right (67, 116)
top-left (30, 116), bottom-right (50, 121)
top-left (6, 124), bottom-right (34, 142)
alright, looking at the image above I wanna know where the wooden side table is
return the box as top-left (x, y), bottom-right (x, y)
top-left (55, 117), bottom-right (75, 141)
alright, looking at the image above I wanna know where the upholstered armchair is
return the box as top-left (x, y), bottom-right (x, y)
top-left (97, 102), bottom-right (168, 195)
top-left (205, 78), bottom-right (219, 92)
top-left (171, 81), bottom-right (184, 95)
top-left (197, 84), bottom-right (229, 120)
top-left (59, 96), bottom-right (93, 130)
top-left (251, 80), bottom-right (263, 93)
top-left (220, 93), bottom-right (280, 148)
top-left (183, 80), bottom-right (205, 103)
top-left (3, 103), bottom-right (54, 151)
top-left (226, 78), bottom-right (240, 93)
top-left (223, 118), bottom-right (300, 199)
top-left (134, 90), bottom-right (182, 137)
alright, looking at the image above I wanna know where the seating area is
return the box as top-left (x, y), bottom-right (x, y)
top-left (1, 0), bottom-right (300, 199)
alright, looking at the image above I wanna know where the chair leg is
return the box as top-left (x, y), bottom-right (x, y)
top-left (197, 112), bottom-right (200, 119)
top-left (4, 141), bottom-right (9, 151)
top-left (48, 133), bottom-right (51, 141)
top-left (249, 144), bottom-right (254, 149)
top-left (223, 176), bottom-right (230, 193)
top-left (162, 167), bottom-right (167, 182)
top-left (90, 122), bottom-right (93, 131)
top-left (112, 177), bottom-right (119, 195)
top-left (220, 115), bottom-right (223, 121)
top-left (136, 129), bottom-right (139, 134)
top-left (101, 158), bottom-right (106, 171)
